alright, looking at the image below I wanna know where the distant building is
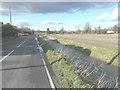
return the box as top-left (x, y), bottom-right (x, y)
top-left (106, 30), bottom-right (114, 34)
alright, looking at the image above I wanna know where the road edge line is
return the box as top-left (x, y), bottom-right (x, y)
top-left (41, 54), bottom-right (55, 89)
top-left (36, 37), bottom-right (55, 89)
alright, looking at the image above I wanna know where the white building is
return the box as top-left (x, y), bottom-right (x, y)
top-left (106, 30), bottom-right (114, 34)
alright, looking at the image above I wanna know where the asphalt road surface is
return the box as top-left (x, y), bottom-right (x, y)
top-left (1, 35), bottom-right (54, 88)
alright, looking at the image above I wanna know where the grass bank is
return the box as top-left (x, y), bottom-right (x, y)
top-left (47, 35), bottom-right (118, 67)
top-left (38, 37), bottom-right (95, 88)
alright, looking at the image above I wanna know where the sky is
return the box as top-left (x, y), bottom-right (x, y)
top-left (0, 2), bottom-right (119, 31)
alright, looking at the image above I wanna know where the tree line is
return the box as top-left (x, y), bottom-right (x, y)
top-left (45, 22), bottom-right (119, 34)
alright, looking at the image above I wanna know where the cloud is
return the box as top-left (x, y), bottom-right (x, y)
top-left (41, 20), bottom-right (63, 25)
top-left (97, 12), bottom-right (110, 21)
top-left (13, 20), bottom-right (32, 27)
top-left (64, 24), bottom-right (82, 31)
top-left (1, 2), bottom-right (114, 15)
top-left (110, 7), bottom-right (118, 21)
top-left (97, 7), bottom-right (119, 22)
top-left (41, 24), bottom-right (82, 31)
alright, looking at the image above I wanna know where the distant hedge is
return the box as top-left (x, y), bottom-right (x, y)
top-left (0, 23), bottom-right (18, 37)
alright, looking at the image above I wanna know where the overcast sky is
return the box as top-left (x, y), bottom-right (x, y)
top-left (0, 2), bottom-right (119, 31)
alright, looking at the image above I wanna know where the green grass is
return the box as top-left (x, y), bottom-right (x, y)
top-left (38, 37), bottom-right (95, 88)
top-left (1, 23), bottom-right (18, 37)
top-left (38, 38), bottom-right (54, 53)
top-left (47, 35), bottom-right (118, 67)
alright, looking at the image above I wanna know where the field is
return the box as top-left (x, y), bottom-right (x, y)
top-left (47, 34), bottom-right (118, 67)
top-left (55, 34), bottom-right (118, 48)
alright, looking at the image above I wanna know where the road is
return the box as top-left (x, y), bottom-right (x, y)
top-left (1, 35), bottom-right (55, 88)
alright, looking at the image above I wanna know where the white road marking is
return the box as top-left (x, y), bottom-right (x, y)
top-left (22, 39), bottom-right (28, 44)
top-left (41, 54), bottom-right (55, 89)
top-left (0, 38), bottom-right (28, 62)
top-left (17, 39), bottom-right (28, 48)
top-left (35, 37), bottom-right (37, 41)
top-left (39, 47), bottom-right (43, 53)
top-left (36, 37), bottom-right (55, 89)
top-left (17, 43), bottom-right (22, 48)
top-left (36, 38), bottom-right (43, 52)
top-left (0, 50), bottom-right (14, 62)
top-left (22, 40), bottom-right (26, 44)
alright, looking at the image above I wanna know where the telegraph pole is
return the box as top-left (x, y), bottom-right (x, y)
top-left (9, 6), bottom-right (12, 25)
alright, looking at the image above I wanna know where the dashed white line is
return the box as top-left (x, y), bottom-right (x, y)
top-left (36, 37), bottom-right (55, 89)
top-left (0, 38), bottom-right (28, 62)
top-left (22, 40), bottom-right (26, 44)
top-left (17, 39), bottom-right (27, 48)
top-left (0, 50), bottom-right (14, 62)
top-left (17, 43), bottom-right (22, 48)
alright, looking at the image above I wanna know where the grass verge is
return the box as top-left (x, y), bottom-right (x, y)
top-left (47, 35), bottom-right (118, 67)
top-left (38, 37), bottom-right (95, 88)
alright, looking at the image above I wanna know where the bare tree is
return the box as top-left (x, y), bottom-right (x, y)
top-left (60, 27), bottom-right (64, 34)
top-left (76, 29), bottom-right (81, 34)
top-left (113, 25), bottom-right (118, 33)
top-left (98, 26), bottom-right (101, 34)
top-left (84, 22), bottom-right (91, 33)
top-left (94, 27), bottom-right (97, 34)
top-left (47, 28), bottom-right (50, 34)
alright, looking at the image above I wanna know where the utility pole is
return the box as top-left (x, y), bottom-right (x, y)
top-left (9, 6), bottom-right (12, 25)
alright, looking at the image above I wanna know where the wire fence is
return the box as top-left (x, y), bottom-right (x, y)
top-left (44, 38), bottom-right (118, 88)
